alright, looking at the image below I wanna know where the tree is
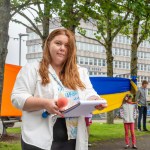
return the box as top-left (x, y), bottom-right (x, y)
top-left (58, 0), bottom-right (91, 33)
top-left (11, 0), bottom-right (61, 47)
top-left (121, 0), bottom-right (150, 129)
top-left (123, 0), bottom-right (150, 77)
top-left (0, 0), bottom-right (32, 115)
top-left (78, 0), bottom-right (131, 124)
top-left (0, 0), bottom-right (11, 109)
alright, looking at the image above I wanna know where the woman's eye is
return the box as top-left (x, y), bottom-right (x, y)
top-left (56, 42), bottom-right (61, 45)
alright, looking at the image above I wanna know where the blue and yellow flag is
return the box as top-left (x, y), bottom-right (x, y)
top-left (90, 77), bottom-right (137, 114)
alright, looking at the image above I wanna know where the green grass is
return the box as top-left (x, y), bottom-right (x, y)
top-left (0, 128), bottom-right (21, 150)
top-left (90, 122), bottom-right (150, 142)
top-left (0, 123), bottom-right (150, 149)
top-left (7, 127), bottom-right (21, 134)
top-left (0, 141), bottom-right (21, 150)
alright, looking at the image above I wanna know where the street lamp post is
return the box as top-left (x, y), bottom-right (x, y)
top-left (19, 33), bottom-right (28, 66)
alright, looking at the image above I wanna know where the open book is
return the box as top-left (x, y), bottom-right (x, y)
top-left (61, 99), bottom-right (107, 117)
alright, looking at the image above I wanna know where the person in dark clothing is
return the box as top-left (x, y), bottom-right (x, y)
top-left (135, 80), bottom-right (148, 131)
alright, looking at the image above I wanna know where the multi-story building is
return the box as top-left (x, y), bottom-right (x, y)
top-left (26, 18), bottom-right (150, 100)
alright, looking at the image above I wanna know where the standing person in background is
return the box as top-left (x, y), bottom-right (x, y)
top-left (120, 94), bottom-right (138, 149)
top-left (11, 28), bottom-right (107, 150)
top-left (135, 80), bottom-right (148, 131)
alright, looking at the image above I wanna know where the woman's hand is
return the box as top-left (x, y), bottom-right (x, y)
top-left (87, 95), bottom-right (107, 110)
top-left (44, 99), bottom-right (64, 117)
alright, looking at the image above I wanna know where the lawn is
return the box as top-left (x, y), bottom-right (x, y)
top-left (0, 128), bottom-right (21, 150)
top-left (0, 122), bottom-right (150, 149)
top-left (89, 122), bottom-right (150, 142)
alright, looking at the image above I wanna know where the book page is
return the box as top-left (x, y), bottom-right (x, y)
top-left (62, 99), bottom-right (107, 117)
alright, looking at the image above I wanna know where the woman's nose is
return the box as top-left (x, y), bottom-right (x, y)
top-left (60, 44), bottom-right (66, 51)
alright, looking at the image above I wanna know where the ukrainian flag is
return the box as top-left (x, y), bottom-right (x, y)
top-left (90, 76), bottom-right (137, 114)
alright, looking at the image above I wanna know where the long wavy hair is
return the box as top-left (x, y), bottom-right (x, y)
top-left (39, 28), bottom-right (85, 90)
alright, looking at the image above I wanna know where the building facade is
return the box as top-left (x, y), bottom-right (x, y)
top-left (26, 19), bottom-right (150, 99)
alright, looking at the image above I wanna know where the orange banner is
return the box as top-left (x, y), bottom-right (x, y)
top-left (0, 64), bottom-right (22, 116)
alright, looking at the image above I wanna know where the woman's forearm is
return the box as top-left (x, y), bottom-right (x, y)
top-left (23, 97), bottom-right (48, 111)
top-left (23, 97), bottom-right (63, 117)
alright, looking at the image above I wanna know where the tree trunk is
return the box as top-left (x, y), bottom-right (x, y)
top-left (131, 16), bottom-right (140, 76)
top-left (0, 0), bottom-right (11, 108)
top-left (131, 16), bottom-right (140, 130)
top-left (106, 41), bottom-right (114, 124)
top-left (42, 0), bottom-right (50, 48)
top-left (68, 25), bottom-right (76, 33)
top-left (106, 10), bottom-right (114, 124)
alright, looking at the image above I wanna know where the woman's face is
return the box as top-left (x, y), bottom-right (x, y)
top-left (127, 98), bottom-right (132, 102)
top-left (49, 34), bottom-right (69, 68)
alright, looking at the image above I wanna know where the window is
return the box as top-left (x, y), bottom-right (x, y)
top-left (89, 72), bottom-right (93, 75)
top-left (141, 52), bottom-right (144, 58)
top-left (98, 59), bottom-right (101, 66)
top-left (146, 53), bottom-right (150, 59)
top-left (144, 64), bottom-right (147, 71)
top-left (115, 61), bottom-right (118, 68)
top-left (83, 43), bottom-right (86, 51)
top-left (114, 37), bottom-right (118, 42)
top-left (119, 35), bottom-right (122, 43)
top-left (126, 62), bottom-right (130, 69)
top-left (117, 48), bottom-right (119, 55)
top-left (102, 59), bottom-right (106, 66)
top-left (127, 37), bottom-right (130, 44)
top-left (119, 61), bottom-right (122, 68)
top-left (89, 44), bottom-right (93, 52)
top-left (79, 57), bottom-right (84, 64)
top-left (80, 42), bottom-right (84, 50)
top-left (123, 62), bottom-right (126, 69)
top-left (137, 76), bottom-right (140, 83)
top-left (89, 58), bottom-right (94, 65)
top-left (114, 48), bottom-right (117, 55)
top-left (122, 36), bottom-right (126, 43)
top-left (148, 65), bottom-right (150, 72)
top-left (112, 48), bottom-right (115, 55)
top-left (141, 64), bottom-right (144, 71)
top-left (123, 49), bottom-right (126, 56)
top-left (98, 45), bottom-right (101, 53)
top-left (85, 57), bottom-right (88, 65)
top-left (28, 33), bottom-right (34, 40)
top-left (93, 45), bottom-right (97, 52)
top-left (94, 58), bottom-right (97, 65)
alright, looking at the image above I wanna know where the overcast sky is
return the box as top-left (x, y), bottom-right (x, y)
top-left (6, 13), bottom-right (31, 66)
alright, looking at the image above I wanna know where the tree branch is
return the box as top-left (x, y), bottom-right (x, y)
top-left (78, 32), bottom-right (105, 47)
top-left (11, 19), bottom-right (39, 36)
top-left (11, 1), bottom-right (43, 17)
top-left (37, 0), bottom-right (43, 17)
top-left (137, 18), bottom-right (149, 46)
top-left (27, 6), bottom-right (40, 16)
top-left (12, 11), bottom-right (43, 39)
top-left (11, 0), bottom-right (31, 17)
top-left (26, 8), bottom-right (38, 22)
top-left (112, 10), bottom-right (130, 40)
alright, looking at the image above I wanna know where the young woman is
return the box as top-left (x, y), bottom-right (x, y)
top-left (11, 28), bottom-right (107, 150)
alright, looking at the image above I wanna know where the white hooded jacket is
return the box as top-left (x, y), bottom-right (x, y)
top-left (11, 61), bottom-right (99, 150)
top-left (120, 103), bottom-right (138, 123)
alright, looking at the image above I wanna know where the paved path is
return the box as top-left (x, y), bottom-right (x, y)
top-left (89, 135), bottom-right (150, 150)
